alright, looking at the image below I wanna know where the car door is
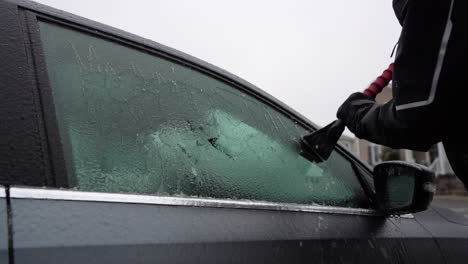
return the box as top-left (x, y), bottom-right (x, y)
top-left (3, 1), bottom-right (445, 263)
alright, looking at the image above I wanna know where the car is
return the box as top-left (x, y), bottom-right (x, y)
top-left (0, 0), bottom-right (467, 263)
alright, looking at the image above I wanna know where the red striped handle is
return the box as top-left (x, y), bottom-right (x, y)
top-left (363, 63), bottom-right (394, 99)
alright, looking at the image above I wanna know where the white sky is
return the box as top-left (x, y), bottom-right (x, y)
top-left (35, 0), bottom-right (401, 133)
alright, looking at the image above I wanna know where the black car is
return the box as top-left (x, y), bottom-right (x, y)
top-left (0, 0), bottom-right (467, 263)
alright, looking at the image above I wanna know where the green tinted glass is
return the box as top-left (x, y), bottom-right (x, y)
top-left (387, 173), bottom-right (415, 208)
top-left (40, 22), bottom-right (368, 207)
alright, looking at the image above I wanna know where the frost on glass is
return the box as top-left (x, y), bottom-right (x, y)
top-left (39, 22), bottom-right (367, 207)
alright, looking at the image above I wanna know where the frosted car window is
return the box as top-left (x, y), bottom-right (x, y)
top-left (39, 22), bottom-right (368, 207)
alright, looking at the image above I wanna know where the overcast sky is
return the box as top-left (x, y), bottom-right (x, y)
top-left (35, 0), bottom-right (401, 134)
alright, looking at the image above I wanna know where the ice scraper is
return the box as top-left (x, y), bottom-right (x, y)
top-left (301, 63), bottom-right (394, 163)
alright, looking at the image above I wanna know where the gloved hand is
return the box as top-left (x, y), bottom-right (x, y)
top-left (336, 92), bottom-right (376, 137)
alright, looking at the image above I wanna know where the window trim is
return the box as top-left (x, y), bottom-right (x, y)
top-left (22, 11), bottom-right (69, 188)
top-left (9, 186), bottom-right (393, 217)
top-left (19, 1), bottom-right (377, 205)
top-left (0, 1), bottom-right (55, 187)
top-left (9, 187), bottom-right (414, 218)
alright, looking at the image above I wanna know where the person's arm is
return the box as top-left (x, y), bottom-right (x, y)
top-left (337, 93), bottom-right (440, 151)
top-left (338, 0), bottom-right (454, 151)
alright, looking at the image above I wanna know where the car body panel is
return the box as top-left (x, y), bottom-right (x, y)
top-left (0, 186), bottom-right (9, 263)
top-left (431, 200), bottom-right (468, 226)
top-left (9, 187), bottom-right (442, 264)
top-left (414, 206), bottom-right (468, 262)
top-left (388, 216), bottom-right (446, 263)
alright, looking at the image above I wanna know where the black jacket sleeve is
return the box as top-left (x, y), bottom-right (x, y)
top-left (337, 0), bottom-right (456, 151)
top-left (337, 93), bottom-right (441, 151)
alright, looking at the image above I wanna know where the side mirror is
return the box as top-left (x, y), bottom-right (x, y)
top-left (374, 161), bottom-right (435, 215)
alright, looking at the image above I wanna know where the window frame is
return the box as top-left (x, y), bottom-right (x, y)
top-left (18, 2), bottom-right (377, 208)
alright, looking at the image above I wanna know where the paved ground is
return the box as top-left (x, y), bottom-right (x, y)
top-left (432, 198), bottom-right (468, 219)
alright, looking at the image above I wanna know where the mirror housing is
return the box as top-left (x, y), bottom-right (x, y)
top-left (374, 161), bottom-right (435, 215)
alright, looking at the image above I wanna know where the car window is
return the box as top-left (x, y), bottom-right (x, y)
top-left (39, 21), bottom-right (368, 208)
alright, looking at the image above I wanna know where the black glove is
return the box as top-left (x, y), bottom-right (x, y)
top-left (336, 92), bottom-right (376, 137)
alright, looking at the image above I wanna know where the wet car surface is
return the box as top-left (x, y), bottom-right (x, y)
top-left (0, 0), bottom-right (468, 263)
top-left (433, 199), bottom-right (468, 219)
